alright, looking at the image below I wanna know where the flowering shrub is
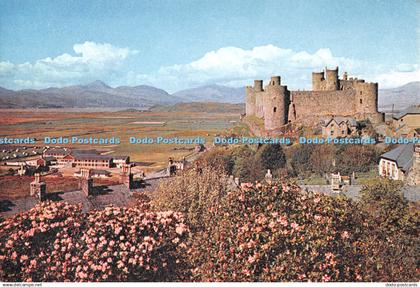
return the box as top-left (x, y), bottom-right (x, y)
top-left (0, 201), bottom-right (190, 282)
top-left (152, 165), bottom-right (419, 282)
top-left (187, 181), bottom-right (366, 281)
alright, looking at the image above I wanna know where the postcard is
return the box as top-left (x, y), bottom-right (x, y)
top-left (0, 0), bottom-right (419, 285)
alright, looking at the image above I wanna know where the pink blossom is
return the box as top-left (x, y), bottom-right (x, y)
top-left (322, 274), bottom-right (331, 282)
top-left (341, 231), bottom-right (350, 239)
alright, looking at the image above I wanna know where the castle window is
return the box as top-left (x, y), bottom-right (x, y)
top-left (360, 99), bottom-right (362, 104)
top-left (273, 107), bottom-right (277, 113)
top-left (360, 91), bottom-right (362, 95)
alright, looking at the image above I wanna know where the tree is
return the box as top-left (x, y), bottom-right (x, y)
top-left (255, 144), bottom-right (286, 172)
top-left (309, 145), bottom-right (335, 175)
top-left (291, 145), bottom-right (313, 175)
top-left (336, 145), bottom-right (377, 173)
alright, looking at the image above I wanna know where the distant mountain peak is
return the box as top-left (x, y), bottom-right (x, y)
top-left (84, 80), bottom-right (111, 90)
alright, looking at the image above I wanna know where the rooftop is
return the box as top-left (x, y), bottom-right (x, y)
top-left (381, 144), bottom-right (414, 172)
top-left (74, 154), bottom-right (112, 161)
top-left (44, 148), bottom-right (69, 155)
top-left (392, 105), bottom-right (420, 120)
top-left (321, 116), bottom-right (357, 127)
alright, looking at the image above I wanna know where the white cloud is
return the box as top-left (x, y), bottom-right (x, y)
top-left (134, 45), bottom-right (365, 92)
top-left (1, 43), bottom-right (417, 91)
top-left (0, 41), bottom-right (138, 89)
top-left (0, 61), bottom-right (15, 76)
top-left (372, 65), bottom-right (420, 88)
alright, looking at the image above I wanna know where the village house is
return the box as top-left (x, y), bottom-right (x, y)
top-left (379, 143), bottom-right (419, 185)
top-left (321, 117), bottom-right (357, 138)
top-left (392, 105), bottom-right (420, 138)
top-left (43, 147), bottom-right (70, 159)
top-left (73, 154), bottom-right (113, 168)
top-left (113, 156), bottom-right (130, 168)
top-left (74, 169), bottom-right (111, 178)
top-left (25, 156), bottom-right (56, 167)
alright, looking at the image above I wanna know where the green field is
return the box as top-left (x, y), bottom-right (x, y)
top-left (0, 106), bottom-right (242, 171)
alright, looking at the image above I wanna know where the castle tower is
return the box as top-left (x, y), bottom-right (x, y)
top-left (254, 80), bottom-right (265, 118)
top-left (263, 76), bottom-right (290, 130)
top-left (120, 163), bottom-right (134, 189)
top-left (30, 173), bottom-right (46, 201)
top-left (269, 76), bottom-right (281, 86)
top-left (325, 67), bottom-right (339, 91)
top-left (254, 80), bottom-right (263, 92)
top-left (245, 86), bottom-right (256, 116)
top-left (312, 71), bottom-right (325, 91)
top-left (79, 168), bottom-right (93, 196)
top-left (353, 80), bottom-right (383, 123)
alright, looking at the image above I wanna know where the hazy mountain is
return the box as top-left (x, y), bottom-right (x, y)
top-left (0, 81), bottom-right (181, 108)
top-left (172, 84), bottom-right (245, 103)
top-left (2, 81), bottom-right (416, 110)
top-left (379, 82), bottom-right (420, 111)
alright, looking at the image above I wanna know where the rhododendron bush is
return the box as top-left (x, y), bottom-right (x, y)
top-left (187, 181), bottom-right (368, 281)
top-left (153, 166), bottom-right (419, 282)
top-left (0, 201), bottom-right (190, 282)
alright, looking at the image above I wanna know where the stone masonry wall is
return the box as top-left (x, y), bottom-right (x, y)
top-left (289, 90), bottom-right (356, 125)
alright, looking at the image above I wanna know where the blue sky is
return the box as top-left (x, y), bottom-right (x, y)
top-left (0, 0), bottom-right (418, 92)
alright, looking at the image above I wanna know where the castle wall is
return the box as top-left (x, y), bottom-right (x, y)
top-left (245, 67), bottom-right (384, 131)
top-left (289, 90), bottom-right (356, 125)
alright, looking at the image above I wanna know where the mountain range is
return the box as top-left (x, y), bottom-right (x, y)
top-left (0, 81), bottom-right (182, 108)
top-left (0, 81), bottom-right (417, 110)
top-left (377, 81), bottom-right (420, 111)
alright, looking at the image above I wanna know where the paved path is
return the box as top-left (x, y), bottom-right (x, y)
top-left (300, 184), bottom-right (420, 202)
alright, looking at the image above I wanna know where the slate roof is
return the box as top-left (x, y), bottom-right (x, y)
top-left (91, 169), bottom-right (111, 175)
top-left (44, 148), bottom-right (69, 155)
top-left (380, 144), bottom-right (414, 172)
top-left (392, 105), bottom-right (420, 120)
top-left (113, 156), bottom-right (129, 160)
top-left (322, 116), bottom-right (357, 127)
top-left (74, 154), bottom-right (112, 161)
top-left (72, 149), bottom-right (101, 155)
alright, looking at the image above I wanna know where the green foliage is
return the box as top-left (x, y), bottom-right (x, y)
top-left (198, 145), bottom-right (265, 182)
top-left (151, 164), bottom-right (230, 230)
top-left (309, 145), bottom-right (336, 175)
top-left (359, 179), bottom-right (408, 235)
top-left (335, 145), bottom-right (378, 173)
top-left (256, 144), bottom-right (286, 171)
top-left (356, 179), bottom-right (419, 281)
top-left (290, 145), bottom-right (313, 175)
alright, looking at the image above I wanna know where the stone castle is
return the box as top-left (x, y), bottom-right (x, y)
top-left (245, 67), bottom-right (384, 130)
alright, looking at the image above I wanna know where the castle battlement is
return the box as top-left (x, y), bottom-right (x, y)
top-left (245, 67), bottom-right (384, 131)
